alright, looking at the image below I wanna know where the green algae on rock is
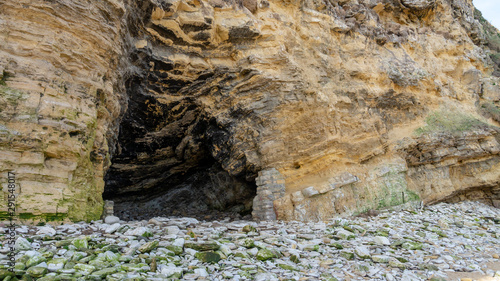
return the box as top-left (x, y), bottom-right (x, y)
top-left (194, 251), bottom-right (221, 263)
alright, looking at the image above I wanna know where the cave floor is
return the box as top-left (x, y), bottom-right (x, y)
top-left (113, 204), bottom-right (253, 222)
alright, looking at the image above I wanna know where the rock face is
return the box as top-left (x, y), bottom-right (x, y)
top-left (0, 0), bottom-right (500, 222)
top-left (0, 0), bottom-right (134, 221)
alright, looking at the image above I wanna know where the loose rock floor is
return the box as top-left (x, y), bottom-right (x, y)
top-left (0, 201), bottom-right (499, 281)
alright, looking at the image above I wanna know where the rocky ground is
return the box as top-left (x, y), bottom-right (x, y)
top-left (0, 201), bottom-right (499, 281)
top-left (114, 206), bottom-right (253, 223)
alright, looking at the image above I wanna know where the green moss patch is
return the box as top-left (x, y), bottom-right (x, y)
top-left (0, 212), bottom-right (67, 222)
top-left (0, 85), bottom-right (27, 108)
top-left (414, 110), bottom-right (488, 136)
top-left (349, 162), bottom-right (421, 217)
top-left (374, 172), bottom-right (420, 211)
top-left (67, 118), bottom-right (104, 222)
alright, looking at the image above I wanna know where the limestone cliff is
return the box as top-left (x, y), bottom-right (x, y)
top-left (0, 0), bottom-right (499, 222)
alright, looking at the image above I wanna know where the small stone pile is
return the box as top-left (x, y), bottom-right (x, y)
top-left (0, 201), bottom-right (499, 280)
top-left (101, 201), bottom-right (114, 220)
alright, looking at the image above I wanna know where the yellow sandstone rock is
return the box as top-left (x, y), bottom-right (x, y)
top-left (0, 0), bottom-right (499, 222)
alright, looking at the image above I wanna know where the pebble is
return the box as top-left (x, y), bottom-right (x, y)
top-left (105, 222), bottom-right (121, 234)
top-left (374, 235), bottom-right (391, 245)
top-left (166, 225), bottom-right (180, 235)
top-left (355, 246), bottom-right (371, 259)
top-left (35, 226), bottom-right (56, 236)
top-left (123, 226), bottom-right (150, 237)
top-left (104, 215), bottom-right (120, 224)
top-left (0, 201), bottom-right (498, 280)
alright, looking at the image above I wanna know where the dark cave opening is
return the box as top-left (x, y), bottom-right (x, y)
top-left (435, 184), bottom-right (500, 208)
top-left (103, 159), bottom-right (256, 221)
top-left (102, 70), bottom-right (257, 221)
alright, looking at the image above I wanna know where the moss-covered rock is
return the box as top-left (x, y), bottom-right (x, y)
top-left (290, 254), bottom-right (300, 263)
top-left (239, 238), bottom-right (255, 248)
top-left (195, 251), bottom-right (221, 263)
top-left (71, 237), bottom-right (88, 249)
top-left (184, 241), bottom-right (219, 251)
top-left (26, 255), bottom-right (46, 268)
top-left (402, 241), bottom-right (423, 250)
top-left (256, 249), bottom-right (276, 261)
top-left (47, 258), bottom-right (66, 271)
top-left (389, 258), bottom-right (407, 269)
top-left (120, 263), bottom-right (148, 272)
top-left (166, 245), bottom-right (183, 255)
top-left (138, 241), bottom-right (159, 253)
top-left (89, 267), bottom-right (118, 279)
top-left (340, 251), bottom-right (355, 260)
top-left (15, 262), bottom-right (26, 271)
top-left (73, 264), bottom-right (96, 275)
top-left (26, 266), bottom-right (47, 278)
top-left (331, 242), bottom-right (343, 249)
top-left (0, 269), bottom-right (15, 279)
top-left (242, 225), bottom-right (256, 233)
top-left (278, 263), bottom-right (299, 271)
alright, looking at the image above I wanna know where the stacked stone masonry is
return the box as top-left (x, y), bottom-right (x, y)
top-left (101, 200), bottom-right (114, 219)
top-left (252, 168), bottom-right (286, 221)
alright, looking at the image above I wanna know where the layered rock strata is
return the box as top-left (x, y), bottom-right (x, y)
top-left (252, 168), bottom-right (286, 221)
top-left (1, 0), bottom-right (500, 222)
top-left (0, 0), bottom-right (132, 221)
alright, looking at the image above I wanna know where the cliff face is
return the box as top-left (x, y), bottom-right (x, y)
top-left (0, 0), bottom-right (132, 221)
top-left (1, 0), bottom-right (499, 222)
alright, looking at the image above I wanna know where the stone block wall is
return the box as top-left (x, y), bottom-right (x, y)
top-left (252, 168), bottom-right (285, 221)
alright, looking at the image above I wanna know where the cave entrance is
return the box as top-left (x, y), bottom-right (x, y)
top-left (102, 75), bottom-right (257, 221)
top-left (103, 159), bottom-right (256, 221)
top-left (436, 184), bottom-right (500, 208)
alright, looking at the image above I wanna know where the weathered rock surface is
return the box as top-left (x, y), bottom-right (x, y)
top-left (0, 0), bottom-right (135, 221)
top-left (0, 0), bottom-right (499, 221)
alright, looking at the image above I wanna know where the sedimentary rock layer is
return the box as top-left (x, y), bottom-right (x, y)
top-left (0, 0), bottom-right (131, 221)
top-left (1, 0), bottom-right (500, 221)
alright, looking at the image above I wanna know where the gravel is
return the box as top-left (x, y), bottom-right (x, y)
top-left (0, 201), bottom-right (499, 280)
